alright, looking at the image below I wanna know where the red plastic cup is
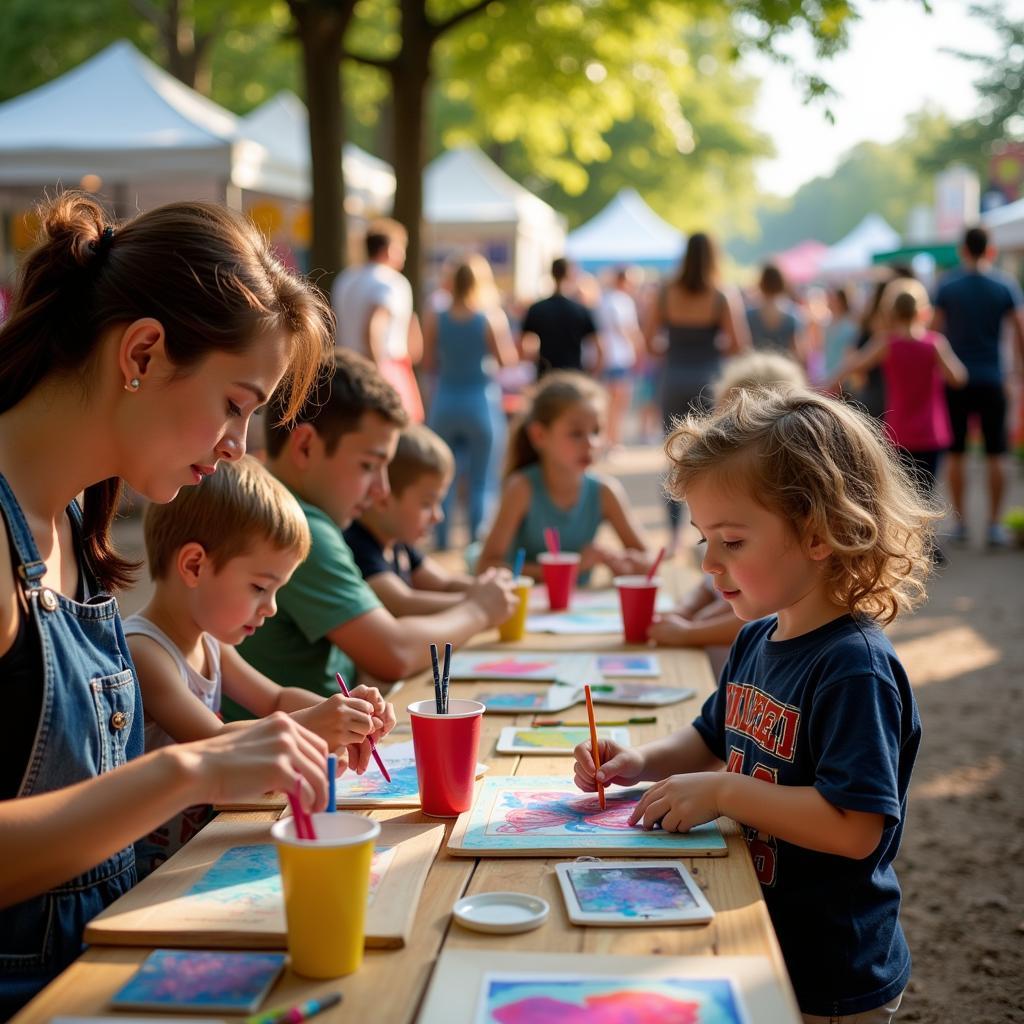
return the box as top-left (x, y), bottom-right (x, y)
top-left (538, 552), bottom-right (581, 611)
top-left (615, 574), bottom-right (660, 644)
top-left (408, 699), bottom-right (484, 816)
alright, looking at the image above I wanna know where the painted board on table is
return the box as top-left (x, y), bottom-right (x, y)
top-left (589, 681), bottom-right (695, 706)
top-left (84, 819), bottom-right (443, 950)
top-left (417, 950), bottom-right (801, 1024)
top-left (495, 726), bottom-right (630, 755)
top-left (449, 651), bottom-right (597, 684)
top-left (555, 860), bottom-right (714, 926)
top-left (448, 776), bottom-right (727, 857)
top-left (331, 740), bottom-right (488, 808)
top-left (595, 653), bottom-right (660, 678)
top-left (475, 685), bottom-right (578, 715)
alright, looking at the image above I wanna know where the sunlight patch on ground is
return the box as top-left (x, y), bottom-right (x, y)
top-left (913, 755), bottom-right (1004, 799)
top-left (894, 625), bottom-right (1000, 688)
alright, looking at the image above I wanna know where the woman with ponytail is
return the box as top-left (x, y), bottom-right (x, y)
top-left (0, 193), bottom-right (333, 1014)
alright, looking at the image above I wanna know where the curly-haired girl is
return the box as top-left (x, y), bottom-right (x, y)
top-left (574, 384), bottom-right (939, 1023)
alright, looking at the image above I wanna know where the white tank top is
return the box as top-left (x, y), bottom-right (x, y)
top-left (123, 614), bottom-right (223, 753)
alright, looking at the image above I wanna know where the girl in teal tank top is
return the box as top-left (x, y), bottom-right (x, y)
top-left (477, 372), bottom-right (653, 583)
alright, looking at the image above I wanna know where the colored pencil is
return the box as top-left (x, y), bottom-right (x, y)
top-left (646, 546), bottom-right (666, 583)
top-left (288, 776), bottom-right (316, 840)
top-left (326, 753), bottom-right (337, 813)
top-left (584, 684), bottom-right (605, 811)
top-left (245, 990), bottom-right (343, 1024)
top-left (430, 642), bottom-right (443, 714)
top-left (532, 716), bottom-right (657, 727)
top-left (440, 641), bottom-right (452, 714)
top-left (336, 672), bottom-right (391, 783)
top-left (512, 547), bottom-right (526, 579)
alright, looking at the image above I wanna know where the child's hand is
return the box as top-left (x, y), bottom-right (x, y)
top-left (348, 684), bottom-right (396, 743)
top-left (578, 544), bottom-right (607, 573)
top-left (647, 613), bottom-right (702, 647)
top-left (290, 694), bottom-right (377, 751)
top-left (628, 772), bottom-right (723, 832)
top-left (573, 738), bottom-right (644, 792)
top-left (467, 568), bottom-right (518, 626)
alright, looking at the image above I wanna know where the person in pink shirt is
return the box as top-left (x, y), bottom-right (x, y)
top-left (836, 277), bottom-right (967, 501)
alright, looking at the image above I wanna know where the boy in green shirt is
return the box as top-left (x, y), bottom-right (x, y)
top-left (233, 350), bottom-right (516, 707)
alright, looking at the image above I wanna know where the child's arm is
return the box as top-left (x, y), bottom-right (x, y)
top-left (325, 568), bottom-right (518, 682)
top-left (410, 556), bottom-right (474, 592)
top-left (933, 333), bottom-right (968, 388)
top-left (365, 569), bottom-right (467, 615)
top-left (830, 333), bottom-right (887, 387)
top-left (586, 476), bottom-right (649, 575)
top-left (675, 577), bottom-right (716, 619)
top-left (220, 645), bottom-right (392, 755)
top-left (476, 473), bottom-right (537, 577)
top-left (0, 714), bottom-right (328, 908)
top-left (647, 610), bottom-right (742, 648)
top-left (127, 635), bottom-right (227, 742)
top-left (485, 310), bottom-right (519, 368)
top-left (629, 773), bottom-right (884, 860)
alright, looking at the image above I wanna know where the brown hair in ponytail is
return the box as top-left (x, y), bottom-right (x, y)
top-left (505, 371), bottom-right (606, 478)
top-left (0, 191), bottom-right (334, 591)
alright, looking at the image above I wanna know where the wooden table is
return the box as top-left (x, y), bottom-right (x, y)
top-left (12, 580), bottom-right (801, 1023)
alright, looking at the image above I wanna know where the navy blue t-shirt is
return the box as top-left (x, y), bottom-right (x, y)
top-left (693, 614), bottom-right (921, 1017)
top-left (342, 520), bottom-right (423, 586)
top-left (934, 267), bottom-right (1023, 385)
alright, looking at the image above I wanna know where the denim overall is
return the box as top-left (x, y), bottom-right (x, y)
top-left (0, 473), bottom-right (143, 1018)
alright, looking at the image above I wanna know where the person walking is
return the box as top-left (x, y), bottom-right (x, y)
top-left (520, 258), bottom-right (598, 377)
top-left (596, 266), bottom-right (645, 449)
top-left (643, 232), bottom-right (749, 554)
top-left (745, 263), bottom-right (806, 358)
top-left (424, 255), bottom-right (518, 548)
top-left (933, 226), bottom-right (1024, 546)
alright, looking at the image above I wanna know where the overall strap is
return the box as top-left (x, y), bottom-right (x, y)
top-left (0, 472), bottom-right (47, 591)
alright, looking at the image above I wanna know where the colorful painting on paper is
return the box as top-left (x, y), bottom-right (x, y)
top-left (460, 777), bottom-right (725, 852)
top-left (503, 727), bottom-right (626, 752)
top-left (596, 654), bottom-right (660, 678)
top-left (592, 682), bottom-right (694, 706)
top-left (450, 652), bottom-right (596, 685)
top-left (478, 692), bottom-right (550, 710)
top-left (334, 758), bottom-right (421, 803)
top-left (471, 658), bottom-right (560, 677)
top-left (567, 865), bottom-right (698, 916)
top-left (180, 843), bottom-right (395, 921)
top-left (112, 949), bottom-right (285, 1011)
top-left (476, 974), bottom-right (746, 1024)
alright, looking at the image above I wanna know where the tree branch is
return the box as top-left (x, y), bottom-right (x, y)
top-left (343, 49), bottom-right (398, 71)
top-left (428, 0), bottom-right (494, 43)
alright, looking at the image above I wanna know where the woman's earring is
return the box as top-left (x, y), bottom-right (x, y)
top-left (125, 378), bottom-right (141, 392)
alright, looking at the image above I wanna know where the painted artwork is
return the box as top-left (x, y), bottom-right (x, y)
top-left (111, 949), bottom-right (285, 1012)
top-left (496, 726), bottom-right (629, 755)
top-left (596, 654), bottom-right (660, 678)
top-left (567, 865), bottom-right (698, 916)
top-left (450, 652), bottom-right (597, 685)
top-left (476, 974), bottom-right (747, 1024)
top-left (590, 682), bottom-right (695, 706)
top-left (180, 844), bottom-right (396, 921)
top-left (476, 686), bottom-right (577, 714)
top-left (457, 777), bottom-right (726, 853)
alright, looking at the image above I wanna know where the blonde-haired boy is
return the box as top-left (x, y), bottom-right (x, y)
top-left (127, 456), bottom-right (395, 871)
top-left (344, 425), bottom-right (477, 614)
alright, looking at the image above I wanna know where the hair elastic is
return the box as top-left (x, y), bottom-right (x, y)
top-left (91, 226), bottom-right (115, 263)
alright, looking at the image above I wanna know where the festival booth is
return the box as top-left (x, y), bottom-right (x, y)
top-left (771, 239), bottom-right (828, 286)
top-left (423, 147), bottom-right (565, 303)
top-left (241, 92), bottom-right (396, 269)
top-left (984, 197), bottom-right (1024, 281)
top-left (0, 40), bottom-right (312, 280)
top-left (566, 189), bottom-right (685, 274)
top-left (818, 213), bottom-right (901, 278)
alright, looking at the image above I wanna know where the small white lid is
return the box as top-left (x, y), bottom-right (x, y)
top-left (452, 891), bottom-right (550, 934)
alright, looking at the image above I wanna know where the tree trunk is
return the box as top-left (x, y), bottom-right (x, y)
top-left (389, 3), bottom-right (431, 308)
top-left (290, 1), bottom-right (356, 299)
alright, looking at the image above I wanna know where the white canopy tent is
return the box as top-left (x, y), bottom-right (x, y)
top-left (818, 213), bottom-right (901, 275)
top-left (566, 189), bottom-right (685, 272)
top-left (983, 196), bottom-right (1024, 251)
top-left (423, 147), bottom-right (565, 301)
top-left (0, 40), bottom-right (300, 201)
top-left (241, 91), bottom-right (395, 215)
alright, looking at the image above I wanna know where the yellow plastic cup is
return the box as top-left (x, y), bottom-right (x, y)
top-left (271, 812), bottom-right (381, 978)
top-left (498, 576), bottom-right (534, 642)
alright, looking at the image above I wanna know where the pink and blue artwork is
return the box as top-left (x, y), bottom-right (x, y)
top-left (458, 777), bottom-right (725, 854)
top-left (595, 654), bottom-right (660, 678)
top-left (477, 974), bottom-right (747, 1024)
top-left (568, 865), bottom-right (698, 916)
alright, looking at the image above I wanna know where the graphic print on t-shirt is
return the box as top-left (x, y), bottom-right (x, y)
top-left (723, 681), bottom-right (802, 888)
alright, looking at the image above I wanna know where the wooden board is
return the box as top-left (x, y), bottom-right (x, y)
top-left (448, 776), bottom-right (727, 858)
top-left (418, 949), bottom-right (799, 1024)
top-left (84, 818), bottom-right (443, 950)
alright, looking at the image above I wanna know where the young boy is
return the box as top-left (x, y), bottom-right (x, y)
top-left (234, 350), bottom-right (517, 703)
top-left (126, 455), bottom-right (395, 871)
top-left (344, 424), bottom-right (477, 615)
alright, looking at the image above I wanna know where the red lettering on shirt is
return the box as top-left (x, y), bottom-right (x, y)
top-left (723, 682), bottom-right (801, 762)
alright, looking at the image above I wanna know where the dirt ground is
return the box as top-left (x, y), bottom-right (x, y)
top-left (113, 443), bottom-right (1024, 1022)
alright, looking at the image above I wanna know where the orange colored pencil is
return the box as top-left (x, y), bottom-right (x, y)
top-left (584, 684), bottom-right (605, 811)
